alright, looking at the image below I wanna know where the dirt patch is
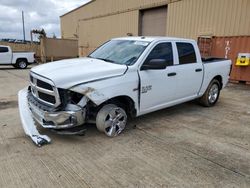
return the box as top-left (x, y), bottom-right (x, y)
top-left (0, 101), bottom-right (18, 110)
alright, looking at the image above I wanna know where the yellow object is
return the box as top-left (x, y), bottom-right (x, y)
top-left (236, 53), bottom-right (250, 66)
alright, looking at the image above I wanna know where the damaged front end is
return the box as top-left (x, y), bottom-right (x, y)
top-left (18, 72), bottom-right (110, 147)
top-left (18, 87), bottom-right (88, 146)
top-left (18, 84), bottom-right (89, 146)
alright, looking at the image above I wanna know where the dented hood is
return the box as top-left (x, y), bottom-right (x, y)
top-left (31, 57), bottom-right (127, 88)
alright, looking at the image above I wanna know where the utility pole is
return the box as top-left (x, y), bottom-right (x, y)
top-left (22, 11), bottom-right (25, 42)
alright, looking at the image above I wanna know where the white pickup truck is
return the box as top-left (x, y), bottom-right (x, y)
top-left (18, 37), bottom-right (231, 146)
top-left (0, 45), bottom-right (36, 69)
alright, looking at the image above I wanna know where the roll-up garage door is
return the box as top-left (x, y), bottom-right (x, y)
top-left (140, 6), bottom-right (167, 36)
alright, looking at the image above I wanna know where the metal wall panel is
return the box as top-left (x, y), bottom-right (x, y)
top-left (167, 0), bottom-right (250, 39)
top-left (60, 12), bottom-right (80, 39)
top-left (61, 0), bottom-right (177, 39)
top-left (62, 0), bottom-right (175, 19)
top-left (78, 10), bottom-right (139, 56)
top-left (62, 0), bottom-right (250, 40)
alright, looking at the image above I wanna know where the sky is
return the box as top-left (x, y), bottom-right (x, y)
top-left (0, 0), bottom-right (91, 40)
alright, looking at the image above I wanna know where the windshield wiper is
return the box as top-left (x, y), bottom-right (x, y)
top-left (97, 58), bottom-right (115, 63)
top-left (90, 57), bottom-right (115, 63)
top-left (88, 55), bottom-right (118, 64)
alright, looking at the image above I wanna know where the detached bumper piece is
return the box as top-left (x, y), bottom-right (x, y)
top-left (18, 88), bottom-right (51, 147)
top-left (18, 88), bottom-right (87, 147)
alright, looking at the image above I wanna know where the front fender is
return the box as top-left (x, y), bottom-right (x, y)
top-left (68, 70), bottom-right (139, 113)
top-left (70, 86), bottom-right (109, 106)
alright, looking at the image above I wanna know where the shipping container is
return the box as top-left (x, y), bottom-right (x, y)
top-left (211, 36), bottom-right (250, 82)
top-left (199, 36), bottom-right (250, 82)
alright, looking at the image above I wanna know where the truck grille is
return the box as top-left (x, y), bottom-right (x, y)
top-left (30, 73), bottom-right (60, 107)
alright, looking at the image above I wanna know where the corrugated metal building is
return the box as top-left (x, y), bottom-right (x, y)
top-left (60, 0), bottom-right (250, 55)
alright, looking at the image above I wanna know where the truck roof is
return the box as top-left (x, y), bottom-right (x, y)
top-left (113, 36), bottom-right (195, 43)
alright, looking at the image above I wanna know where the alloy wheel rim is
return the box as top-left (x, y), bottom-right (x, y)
top-left (208, 84), bottom-right (219, 103)
top-left (103, 107), bottom-right (127, 137)
top-left (19, 61), bottom-right (26, 68)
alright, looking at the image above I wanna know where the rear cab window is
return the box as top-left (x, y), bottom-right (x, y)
top-left (145, 42), bottom-right (174, 66)
top-left (176, 42), bottom-right (197, 64)
top-left (0, 47), bottom-right (9, 53)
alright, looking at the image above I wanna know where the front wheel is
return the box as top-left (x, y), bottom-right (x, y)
top-left (96, 104), bottom-right (127, 137)
top-left (199, 79), bottom-right (221, 107)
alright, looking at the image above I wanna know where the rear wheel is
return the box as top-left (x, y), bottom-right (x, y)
top-left (16, 59), bottom-right (28, 69)
top-left (96, 104), bottom-right (127, 137)
top-left (199, 79), bottom-right (221, 107)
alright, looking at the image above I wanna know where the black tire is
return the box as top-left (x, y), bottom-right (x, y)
top-left (199, 79), bottom-right (221, 107)
top-left (16, 59), bottom-right (28, 69)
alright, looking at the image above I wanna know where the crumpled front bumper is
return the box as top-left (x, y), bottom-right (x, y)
top-left (18, 88), bottom-right (86, 146)
top-left (29, 100), bottom-right (85, 130)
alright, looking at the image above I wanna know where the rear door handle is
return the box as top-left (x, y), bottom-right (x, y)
top-left (195, 68), bottom-right (203, 72)
top-left (168, 72), bottom-right (177, 77)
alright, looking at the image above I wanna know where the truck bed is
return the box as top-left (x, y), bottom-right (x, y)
top-left (13, 51), bottom-right (34, 53)
top-left (202, 57), bottom-right (228, 63)
top-left (198, 58), bottom-right (231, 96)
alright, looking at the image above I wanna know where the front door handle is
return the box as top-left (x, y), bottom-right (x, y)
top-left (195, 68), bottom-right (203, 72)
top-left (168, 72), bottom-right (177, 77)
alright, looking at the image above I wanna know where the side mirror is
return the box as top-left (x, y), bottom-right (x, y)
top-left (141, 59), bottom-right (167, 70)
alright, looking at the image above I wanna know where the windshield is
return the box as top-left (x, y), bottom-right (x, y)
top-left (88, 40), bottom-right (150, 65)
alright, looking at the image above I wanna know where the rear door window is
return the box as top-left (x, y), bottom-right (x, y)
top-left (176, 43), bottom-right (197, 64)
top-left (0, 47), bottom-right (9, 53)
